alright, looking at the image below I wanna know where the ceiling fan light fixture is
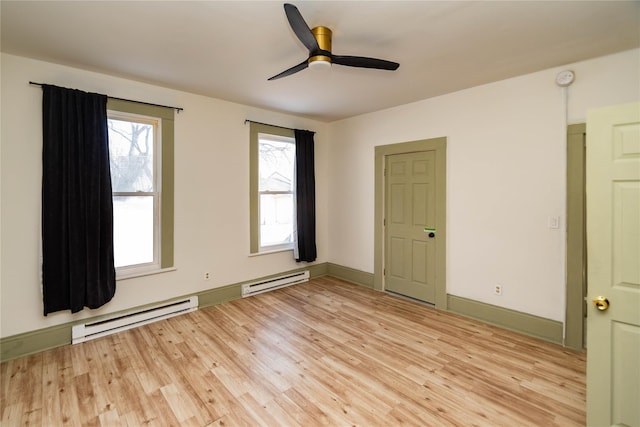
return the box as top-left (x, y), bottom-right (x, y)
top-left (309, 56), bottom-right (332, 68)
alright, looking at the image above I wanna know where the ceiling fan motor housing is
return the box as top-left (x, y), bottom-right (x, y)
top-left (309, 26), bottom-right (332, 66)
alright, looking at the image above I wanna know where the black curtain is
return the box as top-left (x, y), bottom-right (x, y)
top-left (42, 85), bottom-right (116, 315)
top-left (294, 129), bottom-right (317, 262)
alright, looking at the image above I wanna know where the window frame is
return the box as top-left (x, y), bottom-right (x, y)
top-left (107, 99), bottom-right (175, 276)
top-left (249, 122), bottom-right (296, 254)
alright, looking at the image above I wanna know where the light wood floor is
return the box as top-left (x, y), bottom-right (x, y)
top-left (1, 277), bottom-right (586, 426)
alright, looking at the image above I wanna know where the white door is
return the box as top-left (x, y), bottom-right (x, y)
top-left (586, 102), bottom-right (640, 426)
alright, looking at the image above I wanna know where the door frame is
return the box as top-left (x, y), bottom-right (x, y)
top-left (374, 137), bottom-right (447, 309)
top-left (565, 123), bottom-right (587, 350)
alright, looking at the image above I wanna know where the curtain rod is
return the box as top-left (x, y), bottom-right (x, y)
top-left (29, 81), bottom-right (184, 113)
top-left (244, 119), bottom-right (315, 134)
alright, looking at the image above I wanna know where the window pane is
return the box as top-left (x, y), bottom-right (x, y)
top-left (113, 196), bottom-right (154, 267)
top-left (108, 118), bottom-right (154, 192)
top-left (260, 193), bottom-right (293, 247)
top-left (259, 138), bottom-right (294, 192)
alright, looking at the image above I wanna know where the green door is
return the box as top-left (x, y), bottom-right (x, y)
top-left (385, 151), bottom-right (436, 303)
top-left (586, 102), bottom-right (640, 426)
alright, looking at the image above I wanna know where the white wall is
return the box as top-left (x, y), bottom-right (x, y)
top-left (1, 49), bottom-right (638, 339)
top-left (0, 53), bottom-right (329, 338)
top-left (326, 49), bottom-right (640, 322)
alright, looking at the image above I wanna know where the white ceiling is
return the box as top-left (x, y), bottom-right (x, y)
top-left (2, 1), bottom-right (639, 122)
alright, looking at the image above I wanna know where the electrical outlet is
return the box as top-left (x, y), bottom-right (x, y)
top-left (494, 285), bottom-right (502, 296)
top-left (204, 272), bottom-right (210, 280)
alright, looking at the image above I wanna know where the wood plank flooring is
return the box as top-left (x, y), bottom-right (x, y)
top-left (1, 276), bottom-right (586, 426)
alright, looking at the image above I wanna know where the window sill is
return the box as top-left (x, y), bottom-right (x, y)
top-left (116, 267), bottom-right (177, 281)
top-left (248, 248), bottom-right (293, 257)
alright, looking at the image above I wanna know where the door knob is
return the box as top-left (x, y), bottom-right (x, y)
top-left (592, 296), bottom-right (610, 311)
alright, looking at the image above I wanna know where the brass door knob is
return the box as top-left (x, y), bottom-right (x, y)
top-left (592, 296), bottom-right (610, 311)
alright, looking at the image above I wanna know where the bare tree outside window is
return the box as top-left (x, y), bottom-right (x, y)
top-left (108, 119), bottom-right (154, 193)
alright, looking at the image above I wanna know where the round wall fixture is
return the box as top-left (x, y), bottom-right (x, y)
top-left (555, 70), bottom-right (575, 87)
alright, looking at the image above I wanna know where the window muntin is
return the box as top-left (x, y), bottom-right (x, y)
top-left (108, 112), bottom-right (161, 272)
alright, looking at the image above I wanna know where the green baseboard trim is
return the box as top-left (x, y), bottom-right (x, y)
top-left (0, 323), bottom-right (71, 363)
top-left (196, 282), bottom-right (242, 308)
top-left (327, 263), bottom-right (375, 288)
top-left (308, 262), bottom-right (329, 279)
top-left (446, 295), bottom-right (563, 345)
top-left (0, 263), bottom-right (331, 362)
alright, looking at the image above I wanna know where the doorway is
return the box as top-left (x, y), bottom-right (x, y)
top-left (374, 137), bottom-right (447, 309)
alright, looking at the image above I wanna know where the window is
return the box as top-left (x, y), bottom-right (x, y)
top-left (107, 99), bottom-right (174, 275)
top-left (108, 113), bottom-right (158, 269)
top-left (258, 134), bottom-right (295, 249)
top-left (250, 123), bottom-right (296, 253)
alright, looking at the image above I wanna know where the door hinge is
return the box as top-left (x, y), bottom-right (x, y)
top-left (384, 268), bottom-right (386, 276)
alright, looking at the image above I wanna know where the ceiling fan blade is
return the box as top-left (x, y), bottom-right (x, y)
top-left (284, 3), bottom-right (319, 52)
top-left (268, 59), bottom-right (309, 81)
top-left (332, 55), bottom-right (399, 71)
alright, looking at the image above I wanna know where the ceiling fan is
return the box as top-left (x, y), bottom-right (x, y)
top-left (268, 3), bottom-right (400, 81)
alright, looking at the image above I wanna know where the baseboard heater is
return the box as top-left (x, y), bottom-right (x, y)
top-left (71, 296), bottom-right (198, 344)
top-left (242, 270), bottom-right (309, 298)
